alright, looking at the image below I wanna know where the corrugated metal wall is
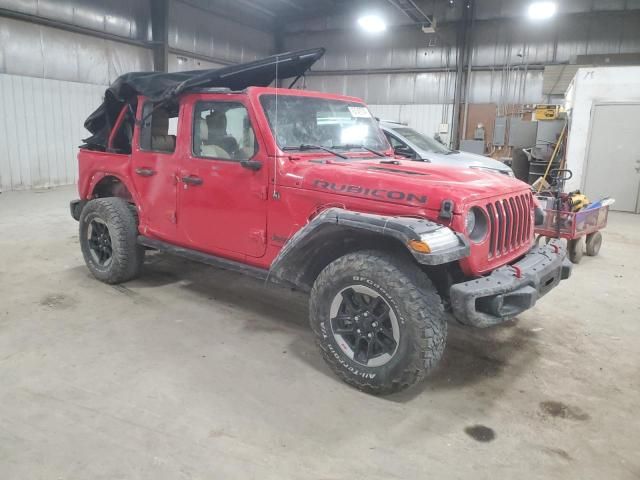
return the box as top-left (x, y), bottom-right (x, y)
top-left (286, 9), bottom-right (640, 105)
top-left (0, 0), bottom-right (151, 41)
top-left (168, 1), bottom-right (274, 65)
top-left (0, 74), bottom-right (105, 190)
top-left (0, 16), bottom-right (153, 84)
top-left (0, 0), bottom-right (274, 190)
top-left (0, 13), bottom-right (155, 191)
top-left (303, 71), bottom-right (456, 104)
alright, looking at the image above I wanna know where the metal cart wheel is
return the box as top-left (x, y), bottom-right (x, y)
top-left (586, 231), bottom-right (603, 257)
top-left (568, 237), bottom-right (585, 264)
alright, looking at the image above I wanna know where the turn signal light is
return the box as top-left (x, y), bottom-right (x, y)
top-left (408, 240), bottom-right (431, 254)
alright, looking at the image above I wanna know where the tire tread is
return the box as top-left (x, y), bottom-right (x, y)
top-left (309, 250), bottom-right (446, 395)
top-left (79, 197), bottom-right (144, 284)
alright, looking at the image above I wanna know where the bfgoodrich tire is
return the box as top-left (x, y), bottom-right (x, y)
top-left (309, 250), bottom-right (446, 395)
top-left (79, 197), bottom-right (144, 284)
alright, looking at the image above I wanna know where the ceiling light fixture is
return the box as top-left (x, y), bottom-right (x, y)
top-left (527, 2), bottom-right (557, 20)
top-left (358, 14), bottom-right (387, 33)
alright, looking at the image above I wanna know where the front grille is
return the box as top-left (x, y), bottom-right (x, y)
top-left (486, 193), bottom-right (532, 258)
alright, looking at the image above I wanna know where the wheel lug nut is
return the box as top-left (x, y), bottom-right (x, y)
top-left (364, 312), bottom-right (369, 317)
top-left (372, 322), bottom-right (378, 328)
top-left (356, 329), bottom-right (361, 334)
top-left (367, 333), bottom-right (373, 338)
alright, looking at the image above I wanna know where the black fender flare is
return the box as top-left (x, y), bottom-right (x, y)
top-left (268, 208), bottom-right (469, 291)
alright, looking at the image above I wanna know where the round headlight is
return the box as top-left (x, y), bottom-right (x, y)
top-left (466, 207), bottom-right (488, 243)
top-left (465, 210), bottom-right (476, 235)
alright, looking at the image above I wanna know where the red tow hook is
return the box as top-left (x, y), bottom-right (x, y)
top-left (511, 265), bottom-right (522, 278)
top-left (549, 243), bottom-right (560, 254)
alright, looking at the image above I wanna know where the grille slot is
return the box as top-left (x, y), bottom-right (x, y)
top-left (486, 193), bottom-right (532, 258)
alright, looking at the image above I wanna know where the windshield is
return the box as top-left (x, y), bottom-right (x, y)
top-left (260, 94), bottom-right (389, 153)
top-left (394, 127), bottom-right (451, 154)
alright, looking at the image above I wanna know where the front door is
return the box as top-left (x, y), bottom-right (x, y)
top-left (131, 99), bottom-right (181, 242)
top-left (584, 103), bottom-right (640, 213)
top-left (177, 96), bottom-right (268, 259)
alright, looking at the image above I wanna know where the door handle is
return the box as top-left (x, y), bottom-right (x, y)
top-left (135, 167), bottom-right (156, 177)
top-left (182, 175), bottom-right (203, 186)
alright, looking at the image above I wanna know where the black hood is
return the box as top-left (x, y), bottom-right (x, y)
top-left (83, 48), bottom-right (325, 150)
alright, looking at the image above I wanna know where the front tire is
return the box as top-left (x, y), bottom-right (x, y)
top-left (79, 198), bottom-right (144, 284)
top-left (568, 237), bottom-right (584, 264)
top-left (309, 250), bottom-right (446, 395)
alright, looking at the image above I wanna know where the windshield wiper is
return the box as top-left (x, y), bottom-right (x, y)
top-left (444, 149), bottom-right (459, 155)
top-left (334, 144), bottom-right (386, 158)
top-left (282, 144), bottom-right (348, 159)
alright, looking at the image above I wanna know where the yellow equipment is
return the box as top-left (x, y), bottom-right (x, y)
top-left (568, 191), bottom-right (590, 212)
top-left (535, 105), bottom-right (560, 121)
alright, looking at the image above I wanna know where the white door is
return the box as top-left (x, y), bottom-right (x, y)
top-left (583, 103), bottom-right (640, 213)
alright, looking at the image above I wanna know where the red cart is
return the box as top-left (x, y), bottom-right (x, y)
top-left (535, 196), bottom-right (611, 263)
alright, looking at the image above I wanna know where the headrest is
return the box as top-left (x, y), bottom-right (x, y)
top-left (151, 108), bottom-right (170, 135)
top-left (198, 118), bottom-right (208, 140)
top-left (206, 110), bottom-right (227, 131)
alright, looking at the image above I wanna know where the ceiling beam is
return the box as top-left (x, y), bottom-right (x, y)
top-left (150, 0), bottom-right (170, 72)
top-left (386, 0), bottom-right (434, 27)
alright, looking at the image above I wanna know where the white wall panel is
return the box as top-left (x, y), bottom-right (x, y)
top-left (564, 66), bottom-right (640, 191)
top-left (368, 105), bottom-right (401, 122)
top-left (368, 104), bottom-right (452, 139)
top-left (0, 73), bottom-right (105, 190)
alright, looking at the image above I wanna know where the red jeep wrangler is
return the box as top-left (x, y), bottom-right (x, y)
top-left (71, 50), bottom-right (571, 394)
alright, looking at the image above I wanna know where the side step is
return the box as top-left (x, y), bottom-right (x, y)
top-left (137, 236), bottom-right (269, 281)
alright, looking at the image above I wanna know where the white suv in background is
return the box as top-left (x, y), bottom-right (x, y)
top-left (379, 121), bottom-right (514, 177)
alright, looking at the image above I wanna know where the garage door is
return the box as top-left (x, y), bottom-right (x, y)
top-left (583, 103), bottom-right (640, 213)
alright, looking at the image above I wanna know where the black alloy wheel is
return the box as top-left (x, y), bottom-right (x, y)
top-left (87, 218), bottom-right (113, 267)
top-left (329, 285), bottom-right (400, 367)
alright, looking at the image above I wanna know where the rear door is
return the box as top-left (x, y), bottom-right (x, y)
top-left (177, 95), bottom-right (269, 259)
top-left (131, 98), bottom-right (181, 242)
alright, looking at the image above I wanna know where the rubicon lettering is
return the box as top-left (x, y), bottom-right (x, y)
top-left (313, 180), bottom-right (427, 205)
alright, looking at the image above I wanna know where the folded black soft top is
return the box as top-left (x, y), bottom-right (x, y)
top-left (83, 47), bottom-right (325, 151)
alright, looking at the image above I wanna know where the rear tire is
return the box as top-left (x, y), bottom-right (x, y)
top-left (309, 250), bottom-right (446, 395)
top-left (585, 231), bottom-right (602, 256)
top-left (79, 198), bottom-right (144, 284)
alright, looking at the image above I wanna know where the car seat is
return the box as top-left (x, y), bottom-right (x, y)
top-left (195, 119), bottom-right (229, 159)
top-left (206, 111), bottom-right (239, 156)
top-left (150, 108), bottom-right (176, 152)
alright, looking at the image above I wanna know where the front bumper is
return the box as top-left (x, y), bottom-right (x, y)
top-left (450, 242), bottom-right (572, 328)
top-left (70, 199), bottom-right (87, 221)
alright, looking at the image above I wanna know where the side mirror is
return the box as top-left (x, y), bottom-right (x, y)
top-left (394, 146), bottom-right (415, 159)
top-left (240, 160), bottom-right (262, 171)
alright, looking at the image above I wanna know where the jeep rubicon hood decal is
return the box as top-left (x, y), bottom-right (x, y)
top-left (82, 48), bottom-right (325, 151)
top-left (285, 158), bottom-right (530, 211)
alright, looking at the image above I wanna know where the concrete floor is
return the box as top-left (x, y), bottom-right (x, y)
top-left (0, 186), bottom-right (639, 480)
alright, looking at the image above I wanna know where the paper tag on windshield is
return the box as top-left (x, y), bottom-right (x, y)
top-left (348, 106), bottom-right (372, 118)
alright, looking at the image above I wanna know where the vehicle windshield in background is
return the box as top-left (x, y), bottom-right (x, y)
top-left (260, 95), bottom-right (388, 153)
top-left (394, 127), bottom-right (452, 154)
